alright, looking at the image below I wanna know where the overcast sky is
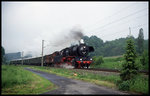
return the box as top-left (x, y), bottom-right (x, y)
top-left (2, 1), bottom-right (148, 57)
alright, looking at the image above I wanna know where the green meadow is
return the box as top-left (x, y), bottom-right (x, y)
top-left (2, 65), bottom-right (57, 95)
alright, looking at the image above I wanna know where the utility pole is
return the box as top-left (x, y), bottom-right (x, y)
top-left (21, 51), bottom-right (24, 65)
top-left (129, 27), bottom-right (131, 37)
top-left (41, 40), bottom-right (44, 67)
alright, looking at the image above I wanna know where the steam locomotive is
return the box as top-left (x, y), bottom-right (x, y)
top-left (10, 39), bottom-right (94, 68)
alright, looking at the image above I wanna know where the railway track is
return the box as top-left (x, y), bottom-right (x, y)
top-left (75, 68), bottom-right (149, 75)
top-left (26, 65), bottom-right (149, 75)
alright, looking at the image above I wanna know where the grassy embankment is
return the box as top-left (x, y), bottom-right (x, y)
top-left (2, 65), bottom-right (57, 95)
top-left (25, 65), bottom-right (148, 94)
top-left (91, 55), bottom-right (148, 71)
top-left (91, 56), bottom-right (148, 94)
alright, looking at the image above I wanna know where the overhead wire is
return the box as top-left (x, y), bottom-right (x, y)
top-left (88, 13), bottom-right (148, 35)
top-left (86, 7), bottom-right (148, 34)
top-left (84, 3), bottom-right (137, 29)
top-left (84, 3), bottom-right (147, 31)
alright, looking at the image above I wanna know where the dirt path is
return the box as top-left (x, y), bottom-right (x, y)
top-left (24, 68), bottom-right (129, 95)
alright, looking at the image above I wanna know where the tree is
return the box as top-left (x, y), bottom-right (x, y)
top-left (120, 38), bottom-right (139, 81)
top-left (83, 35), bottom-right (104, 56)
top-left (2, 46), bottom-right (5, 56)
top-left (83, 35), bottom-right (148, 57)
top-left (137, 28), bottom-right (144, 55)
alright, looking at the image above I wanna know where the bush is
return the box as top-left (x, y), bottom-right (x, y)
top-left (118, 80), bottom-right (130, 91)
top-left (118, 75), bottom-right (148, 94)
top-left (95, 56), bottom-right (104, 65)
top-left (129, 75), bottom-right (148, 94)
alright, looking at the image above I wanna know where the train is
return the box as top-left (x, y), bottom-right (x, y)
top-left (10, 39), bottom-right (94, 68)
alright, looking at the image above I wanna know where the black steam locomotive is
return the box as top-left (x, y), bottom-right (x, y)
top-left (10, 39), bottom-right (94, 68)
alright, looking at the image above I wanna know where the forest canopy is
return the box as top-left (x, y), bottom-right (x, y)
top-left (83, 35), bottom-right (148, 57)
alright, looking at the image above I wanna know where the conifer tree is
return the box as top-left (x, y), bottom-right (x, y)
top-left (137, 28), bottom-right (144, 55)
top-left (120, 38), bottom-right (139, 81)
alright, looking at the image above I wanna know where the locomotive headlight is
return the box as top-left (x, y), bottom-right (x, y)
top-left (80, 58), bottom-right (82, 61)
top-left (90, 58), bottom-right (92, 60)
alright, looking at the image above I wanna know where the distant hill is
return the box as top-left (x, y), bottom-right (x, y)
top-left (83, 35), bottom-right (148, 57)
top-left (4, 52), bottom-right (32, 61)
top-left (24, 54), bottom-right (32, 58)
top-left (4, 52), bottom-right (21, 61)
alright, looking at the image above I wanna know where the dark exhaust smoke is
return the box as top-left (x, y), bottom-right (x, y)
top-left (70, 27), bottom-right (84, 41)
top-left (52, 26), bottom-right (84, 47)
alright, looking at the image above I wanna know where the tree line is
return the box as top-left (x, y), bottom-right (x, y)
top-left (83, 28), bottom-right (148, 57)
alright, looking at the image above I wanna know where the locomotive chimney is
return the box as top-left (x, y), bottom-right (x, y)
top-left (78, 39), bottom-right (84, 44)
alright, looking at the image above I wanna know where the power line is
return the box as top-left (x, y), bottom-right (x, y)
top-left (87, 13), bottom-right (148, 34)
top-left (84, 3), bottom-right (137, 29)
top-left (84, 3), bottom-right (146, 31)
top-left (87, 7), bottom-right (148, 34)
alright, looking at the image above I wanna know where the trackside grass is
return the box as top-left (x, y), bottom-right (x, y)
top-left (91, 56), bottom-right (124, 69)
top-left (25, 65), bottom-right (148, 94)
top-left (91, 55), bottom-right (148, 71)
top-left (129, 75), bottom-right (148, 94)
top-left (2, 65), bottom-right (57, 95)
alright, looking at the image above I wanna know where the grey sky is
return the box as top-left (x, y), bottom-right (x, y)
top-left (2, 1), bottom-right (148, 57)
